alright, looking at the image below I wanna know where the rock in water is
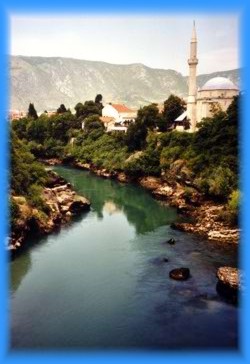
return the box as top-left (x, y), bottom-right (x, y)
top-left (169, 268), bottom-right (190, 280)
top-left (69, 196), bottom-right (91, 213)
top-left (216, 266), bottom-right (241, 303)
top-left (216, 266), bottom-right (240, 290)
top-left (167, 238), bottom-right (176, 245)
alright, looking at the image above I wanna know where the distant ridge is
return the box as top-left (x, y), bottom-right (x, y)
top-left (10, 55), bottom-right (240, 112)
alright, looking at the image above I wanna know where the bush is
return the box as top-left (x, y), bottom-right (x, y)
top-left (222, 189), bottom-right (240, 225)
top-left (228, 189), bottom-right (240, 213)
top-left (10, 197), bottom-right (20, 228)
top-left (124, 148), bottom-right (160, 178)
top-left (208, 166), bottom-right (235, 200)
top-left (27, 184), bottom-right (49, 213)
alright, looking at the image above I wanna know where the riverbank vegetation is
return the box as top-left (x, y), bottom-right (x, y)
top-left (10, 95), bottom-right (240, 228)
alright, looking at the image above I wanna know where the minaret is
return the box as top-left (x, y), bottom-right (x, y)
top-left (187, 21), bottom-right (198, 132)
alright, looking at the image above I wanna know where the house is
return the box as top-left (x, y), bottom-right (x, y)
top-left (100, 116), bottom-right (115, 129)
top-left (101, 103), bottom-right (137, 132)
top-left (9, 110), bottom-right (26, 120)
top-left (44, 109), bottom-right (57, 117)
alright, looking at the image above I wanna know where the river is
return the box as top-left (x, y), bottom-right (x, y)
top-left (10, 166), bottom-right (238, 350)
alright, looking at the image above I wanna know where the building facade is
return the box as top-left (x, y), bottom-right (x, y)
top-left (196, 77), bottom-right (239, 122)
top-left (101, 103), bottom-right (137, 132)
top-left (9, 109), bottom-right (26, 120)
top-left (175, 22), bottom-right (239, 132)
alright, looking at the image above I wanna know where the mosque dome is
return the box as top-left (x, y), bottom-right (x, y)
top-left (200, 77), bottom-right (238, 91)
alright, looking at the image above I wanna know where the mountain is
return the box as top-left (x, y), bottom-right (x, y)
top-left (10, 55), bottom-right (240, 112)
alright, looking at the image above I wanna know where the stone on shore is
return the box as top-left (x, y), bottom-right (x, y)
top-left (69, 196), bottom-right (91, 213)
top-left (117, 172), bottom-right (130, 183)
top-left (169, 268), bottom-right (190, 281)
top-left (139, 176), bottom-right (161, 191)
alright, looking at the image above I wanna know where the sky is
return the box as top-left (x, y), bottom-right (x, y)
top-left (10, 14), bottom-right (239, 75)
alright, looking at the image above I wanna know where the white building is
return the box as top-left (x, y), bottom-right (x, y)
top-left (9, 109), bottom-right (26, 120)
top-left (101, 103), bottom-right (137, 132)
top-left (196, 77), bottom-right (239, 122)
top-left (175, 22), bottom-right (239, 132)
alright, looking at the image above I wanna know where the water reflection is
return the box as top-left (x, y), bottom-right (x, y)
top-left (54, 166), bottom-right (177, 235)
top-left (103, 201), bottom-right (121, 215)
top-left (11, 253), bottom-right (31, 294)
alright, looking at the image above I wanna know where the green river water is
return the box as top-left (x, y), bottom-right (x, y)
top-left (10, 166), bottom-right (238, 350)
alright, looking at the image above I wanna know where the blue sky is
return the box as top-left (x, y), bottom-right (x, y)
top-left (10, 14), bottom-right (239, 75)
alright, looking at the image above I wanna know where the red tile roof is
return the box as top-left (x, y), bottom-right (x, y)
top-left (111, 104), bottom-right (134, 113)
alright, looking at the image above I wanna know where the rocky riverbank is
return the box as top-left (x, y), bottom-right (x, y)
top-left (66, 159), bottom-right (239, 245)
top-left (9, 170), bottom-right (90, 255)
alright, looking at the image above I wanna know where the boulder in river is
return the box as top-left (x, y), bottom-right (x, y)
top-left (216, 266), bottom-right (240, 290)
top-left (216, 266), bottom-right (241, 303)
top-left (167, 238), bottom-right (176, 245)
top-left (69, 196), bottom-right (91, 214)
top-left (169, 268), bottom-right (190, 281)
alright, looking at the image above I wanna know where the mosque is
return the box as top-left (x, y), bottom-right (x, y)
top-left (174, 22), bottom-right (239, 132)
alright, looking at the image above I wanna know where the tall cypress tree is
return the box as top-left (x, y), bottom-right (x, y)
top-left (27, 103), bottom-right (38, 119)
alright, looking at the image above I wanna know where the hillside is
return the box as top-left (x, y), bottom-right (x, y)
top-left (10, 55), bottom-right (240, 111)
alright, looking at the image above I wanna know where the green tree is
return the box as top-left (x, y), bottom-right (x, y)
top-left (74, 102), bottom-right (84, 118)
top-left (83, 114), bottom-right (104, 133)
top-left (208, 166), bottom-right (235, 200)
top-left (12, 118), bottom-right (29, 139)
top-left (125, 121), bottom-right (148, 151)
top-left (57, 104), bottom-right (67, 114)
top-left (27, 103), bottom-right (38, 120)
top-left (75, 100), bottom-right (101, 120)
top-left (95, 94), bottom-right (103, 104)
top-left (162, 95), bottom-right (186, 129)
top-left (26, 116), bottom-right (49, 143)
top-left (10, 130), bottom-right (47, 195)
top-left (136, 103), bottom-right (160, 130)
top-left (94, 94), bottom-right (104, 111)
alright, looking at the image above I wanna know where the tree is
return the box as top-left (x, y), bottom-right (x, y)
top-left (136, 103), bottom-right (160, 130)
top-left (26, 116), bottom-right (49, 143)
top-left (74, 103), bottom-right (84, 118)
top-left (227, 95), bottom-right (239, 126)
top-left (57, 104), bottom-right (67, 114)
top-left (125, 121), bottom-right (148, 151)
top-left (10, 130), bottom-right (47, 195)
top-left (95, 94), bottom-right (103, 104)
top-left (27, 103), bottom-right (38, 120)
top-left (12, 118), bottom-right (29, 139)
top-left (74, 101), bottom-right (101, 119)
top-left (95, 94), bottom-right (104, 112)
top-left (162, 95), bottom-right (186, 129)
top-left (83, 114), bottom-right (104, 133)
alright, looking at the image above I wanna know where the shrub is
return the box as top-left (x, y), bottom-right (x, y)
top-left (228, 189), bottom-right (240, 213)
top-left (208, 166), bottom-right (235, 200)
top-left (27, 184), bottom-right (49, 213)
top-left (10, 197), bottom-right (20, 228)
